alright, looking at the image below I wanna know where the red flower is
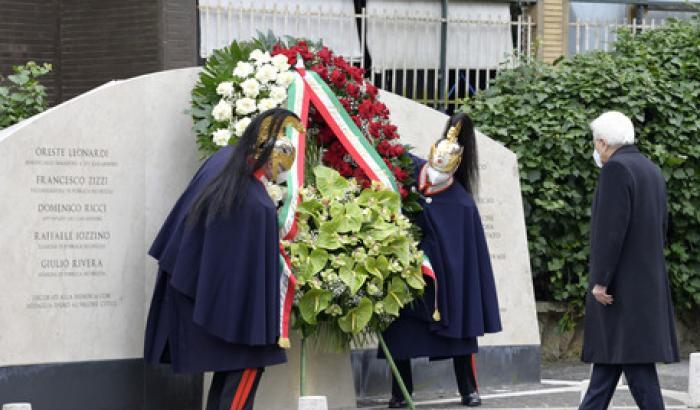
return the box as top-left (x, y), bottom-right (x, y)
top-left (358, 99), bottom-right (375, 119)
top-left (332, 56), bottom-right (349, 70)
top-left (349, 66), bottom-right (365, 82)
top-left (365, 83), bottom-right (379, 98)
top-left (377, 139), bottom-right (392, 155)
top-left (391, 144), bottom-right (405, 156)
top-left (345, 82), bottom-right (360, 98)
top-left (399, 186), bottom-right (409, 199)
top-left (351, 115), bottom-right (362, 127)
top-left (338, 97), bottom-right (352, 112)
top-left (374, 102), bottom-right (389, 118)
top-left (393, 166), bottom-right (409, 181)
top-left (353, 167), bottom-right (367, 181)
top-left (330, 69), bottom-right (347, 88)
top-left (311, 64), bottom-right (329, 80)
top-left (317, 126), bottom-right (335, 145)
top-left (337, 161), bottom-right (353, 177)
top-left (318, 47), bottom-right (333, 63)
top-left (382, 123), bottom-right (398, 139)
top-left (369, 122), bottom-right (383, 139)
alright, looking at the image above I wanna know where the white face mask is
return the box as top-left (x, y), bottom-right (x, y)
top-left (593, 149), bottom-right (603, 168)
top-left (275, 169), bottom-right (290, 184)
top-left (426, 166), bottom-right (451, 185)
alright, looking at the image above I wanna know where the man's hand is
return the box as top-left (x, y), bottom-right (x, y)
top-left (592, 284), bottom-right (613, 305)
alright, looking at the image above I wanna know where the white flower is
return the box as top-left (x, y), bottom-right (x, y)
top-left (271, 54), bottom-right (291, 72)
top-left (212, 128), bottom-right (232, 146)
top-left (249, 49), bottom-right (272, 65)
top-left (235, 98), bottom-right (257, 115)
top-left (269, 86), bottom-right (287, 104)
top-left (276, 71), bottom-right (295, 88)
top-left (257, 98), bottom-right (278, 112)
top-left (234, 117), bottom-right (252, 137)
top-left (216, 81), bottom-right (234, 97)
top-left (240, 78), bottom-right (261, 98)
top-left (212, 100), bottom-right (233, 122)
top-left (255, 64), bottom-right (278, 83)
top-left (233, 61), bottom-right (254, 78)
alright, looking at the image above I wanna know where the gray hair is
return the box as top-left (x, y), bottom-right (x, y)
top-left (590, 111), bottom-right (635, 146)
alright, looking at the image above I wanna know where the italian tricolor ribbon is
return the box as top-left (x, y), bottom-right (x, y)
top-left (276, 57), bottom-right (442, 348)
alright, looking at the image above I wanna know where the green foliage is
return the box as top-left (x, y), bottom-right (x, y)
top-left (461, 16), bottom-right (700, 319)
top-left (0, 61), bottom-right (52, 129)
top-left (287, 166), bottom-right (425, 349)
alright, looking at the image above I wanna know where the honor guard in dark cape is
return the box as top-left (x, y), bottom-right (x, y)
top-left (144, 109), bottom-right (303, 410)
top-left (379, 113), bottom-right (502, 408)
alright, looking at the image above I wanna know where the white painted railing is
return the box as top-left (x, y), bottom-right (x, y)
top-left (198, 2), bottom-right (535, 110)
top-left (569, 18), bottom-right (666, 54)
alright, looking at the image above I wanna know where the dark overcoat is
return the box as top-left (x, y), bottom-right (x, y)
top-left (380, 156), bottom-right (502, 360)
top-left (582, 145), bottom-right (679, 364)
top-left (144, 146), bottom-right (286, 373)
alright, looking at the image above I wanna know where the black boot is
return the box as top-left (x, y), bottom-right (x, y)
top-left (388, 396), bottom-right (408, 408)
top-left (461, 392), bottom-right (481, 407)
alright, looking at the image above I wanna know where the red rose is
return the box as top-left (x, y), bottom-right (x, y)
top-left (332, 56), bottom-right (349, 70)
top-left (337, 161), bottom-right (353, 177)
top-left (391, 144), bottom-right (406, 156)
top-left (382, 123), bottom-right (398, 139)
top-left (374, 102), bottom-right (389, 118)
top-left (377, 140), bottom-right (392, 155)
top-left (399, 186), bottom-right (409, 199)
top-left (311, 64), bottom-right (329, 80)
top-left (338, 97), bottom-right (352, 112)
top-left (317, 126), bottom-right (335, 145)
top-left (345, 82), bottom-right (360, 98)
top-left (369, 122), bottom-right (383, 139)
top-left (365, 83), bottom-right (378, 98)
top-left (358, 99), bottom-right (375, 119)
top-left (330, 69), bottom-right (347, 87)
top-left (361, 178), bottom-right (372, 189)
top-left (349, 66), bottom-right (365, 82)
top-left (317, 47), bottom-right (333, 63)
top-left (351, 115), bottom-right (362, 127)
top-left (352, 167), bottom-right (365, 179)
top-left (393, 166), bottom-right (409, 181)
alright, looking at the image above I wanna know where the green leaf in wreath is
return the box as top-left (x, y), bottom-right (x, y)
top-left (340, 265), bottom-right (368, 295)
top-left (298, 288), bottom-right (333, 325)
top-left (404, 264), bottom-right (426, 290)
top-left (382, 277), bottom-right (409, 316)
top-left (364, 257), bottom-right (382, 279)
top-left (306, 248), bottom-right (329, 276)
top-left (314, 166), bottom-right (350, 198)
top-left (337, 297), bottom-right (373, 335)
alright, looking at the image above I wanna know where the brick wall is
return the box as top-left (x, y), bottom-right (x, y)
top-left (0, 0), bottom-right (198, 104)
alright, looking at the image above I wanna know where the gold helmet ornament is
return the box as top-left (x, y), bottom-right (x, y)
top-left (255, 115), bottom-right (304, 181)
top-left (428, 121), bottom-right (464, 175)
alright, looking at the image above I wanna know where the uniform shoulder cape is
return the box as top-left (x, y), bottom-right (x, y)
top-left (411, 155), bottom-right (502, 339)
top-left (148, 146), bottom-right (281, 346)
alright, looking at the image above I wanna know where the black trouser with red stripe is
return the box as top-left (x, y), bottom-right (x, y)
top-left (391, 355), bottom-right (478, 399)
top-left (206, 368), bottom-right (264, 410)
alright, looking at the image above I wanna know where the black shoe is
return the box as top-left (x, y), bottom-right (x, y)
top-left (461, 392), bottom-right (481, 407)
top-left (388, 396), bottom-right (408, 408)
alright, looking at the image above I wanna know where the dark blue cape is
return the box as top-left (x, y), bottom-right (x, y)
top-left (144, 146), bottom-right (286, 373)
top-left (381, 155), bottom-right (502, 360)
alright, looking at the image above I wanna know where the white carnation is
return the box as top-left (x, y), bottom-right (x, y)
top-left (250, 49), bottom-right (272, 65)
top-left (235, 97), bottom-right (257, 115)
top-left (269, 86), bottom-right (287, 104)
top-left (233, 61), bottom-right (254, 78)
top-left (240, 78), bottom-right (261, 98)
top-left (257, 98), bottom-right (278, 112)
top-left (216, 81), bottom-right (234, 97)
top-left (212, 100), bottom-right (233, 122)
top-left (271, 54), bottom-right (291, 72)
top-left (276, 71), bottom-right (295, 88)
top-left (212, 129), bottom-right (232, 146)
top-left (255, 64), bottom-right (278, 84)
top-left (234, 117), bottom-right (252, 137)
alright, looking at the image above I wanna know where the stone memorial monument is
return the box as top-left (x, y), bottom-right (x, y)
top-left (0, 68), bottom-right (539, 409)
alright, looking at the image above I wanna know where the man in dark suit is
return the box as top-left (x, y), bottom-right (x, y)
top-left (579, 111), bottom-right (679, 410)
